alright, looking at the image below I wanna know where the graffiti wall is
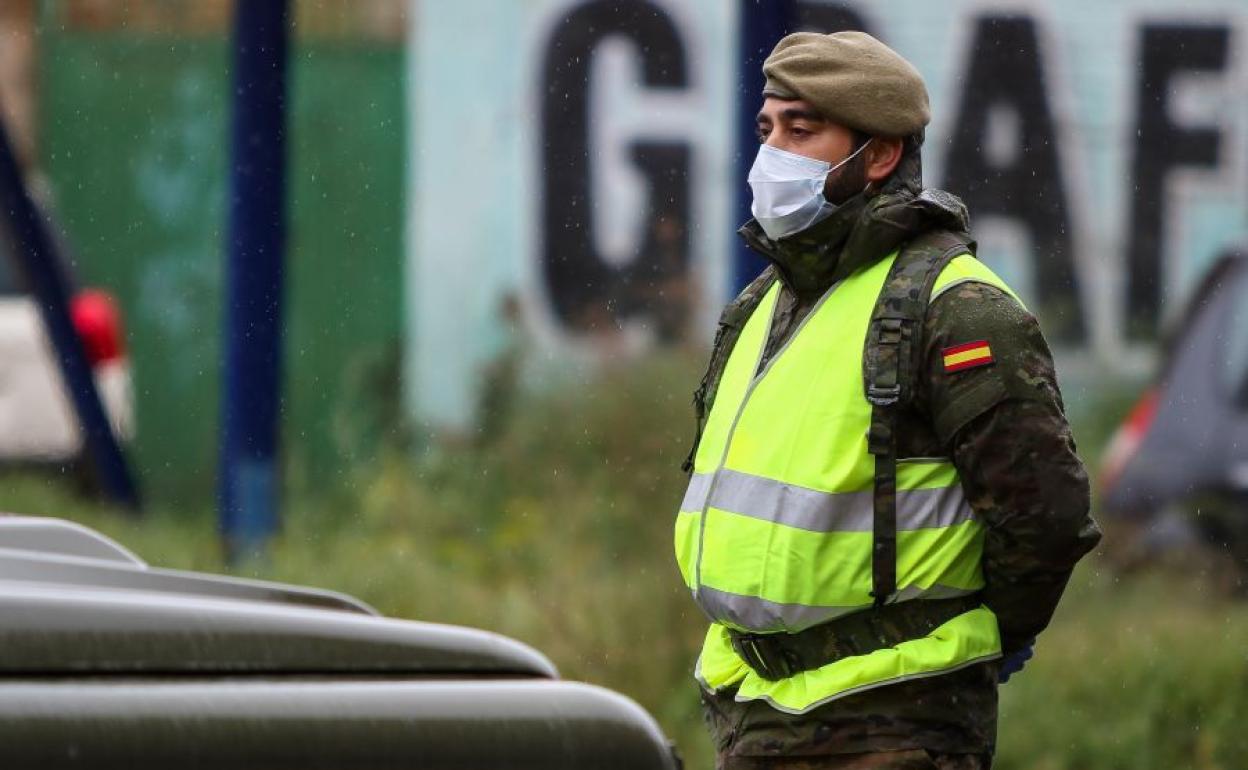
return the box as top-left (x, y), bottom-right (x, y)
top-left (407, 0), bottom-right (1248, 432)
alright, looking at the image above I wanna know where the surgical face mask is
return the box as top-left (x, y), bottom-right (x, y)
top-left (748, 140), bottom-right (872, 241)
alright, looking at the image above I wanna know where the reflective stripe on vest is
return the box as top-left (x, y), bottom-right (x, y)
top-left (673, 252), bottom-right (1018, 711)
top-left (681, 465), bottom-right (973, 534)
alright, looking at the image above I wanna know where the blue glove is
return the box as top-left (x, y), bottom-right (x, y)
top-left (997, 642), bottom-right (1034, 684)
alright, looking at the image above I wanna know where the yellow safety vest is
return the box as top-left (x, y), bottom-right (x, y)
top-left (674, 251), bottom-right (1017, 714)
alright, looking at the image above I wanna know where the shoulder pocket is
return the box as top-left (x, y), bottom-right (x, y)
top-left (933, 367), bottom-right (1008, 444)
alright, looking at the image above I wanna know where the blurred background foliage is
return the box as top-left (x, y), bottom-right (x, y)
top-left (4, 353), bottom-right (1245, 770)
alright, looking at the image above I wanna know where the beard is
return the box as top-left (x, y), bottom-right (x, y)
top-left (822, 147), bottom-right (870, 205)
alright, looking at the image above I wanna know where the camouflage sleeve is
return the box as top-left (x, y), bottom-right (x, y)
top-left (920, 281), bottom-right (1102, 654)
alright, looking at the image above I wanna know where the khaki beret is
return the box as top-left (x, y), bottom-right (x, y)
top-left (762, 31), bottom-right (930, 138)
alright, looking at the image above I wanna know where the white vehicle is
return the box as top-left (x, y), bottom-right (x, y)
top-left (0, 247), bottom-right (133, 463)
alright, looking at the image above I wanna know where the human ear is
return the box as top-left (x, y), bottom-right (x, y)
top-left (864, 137), bottom-right (904, 184)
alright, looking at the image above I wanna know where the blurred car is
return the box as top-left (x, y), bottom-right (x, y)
top-left (1099, 246), bottom-right (1248, 586)
top-left (0, 515), bottom-right (682, 769)
top-left (1100, 247), bottom-right (1248, 508)
top-left (0, 221), bottom-right (132, 463)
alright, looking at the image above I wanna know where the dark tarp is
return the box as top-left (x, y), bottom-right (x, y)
top-left (1101, 248), bottom-right (1248, 516)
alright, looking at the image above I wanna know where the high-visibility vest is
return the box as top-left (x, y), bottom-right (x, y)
top-left (674, 250), bottom-right (1017, 714)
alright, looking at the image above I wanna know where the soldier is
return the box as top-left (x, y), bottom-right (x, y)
top-left (673, 32), bottom-right (1101, 769)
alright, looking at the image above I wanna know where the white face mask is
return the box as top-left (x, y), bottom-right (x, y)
top-left (748, 140), bottom-right (872, 241)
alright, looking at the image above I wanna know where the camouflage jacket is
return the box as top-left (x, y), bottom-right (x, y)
top-left (693, 155), bottom-right (1101, 758)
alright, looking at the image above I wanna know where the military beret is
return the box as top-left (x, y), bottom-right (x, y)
top-left (762, 31), bottom-right (930, 138)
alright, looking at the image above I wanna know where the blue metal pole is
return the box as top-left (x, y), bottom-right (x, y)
top-left (220, 0), bottom-right (290, 562)
top-left (734, 0), bottom-right (796, 292)
top-left (0, 112), bottom-right (140, 511)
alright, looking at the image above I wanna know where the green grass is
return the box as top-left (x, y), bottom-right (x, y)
top-left (3, 353), bottom-right (1246, 769)
top-left (995, 566), bottom-right (1248, 770)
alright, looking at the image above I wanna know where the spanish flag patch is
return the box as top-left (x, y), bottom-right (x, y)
top-left (942, 340), bottom-right (994, 373)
